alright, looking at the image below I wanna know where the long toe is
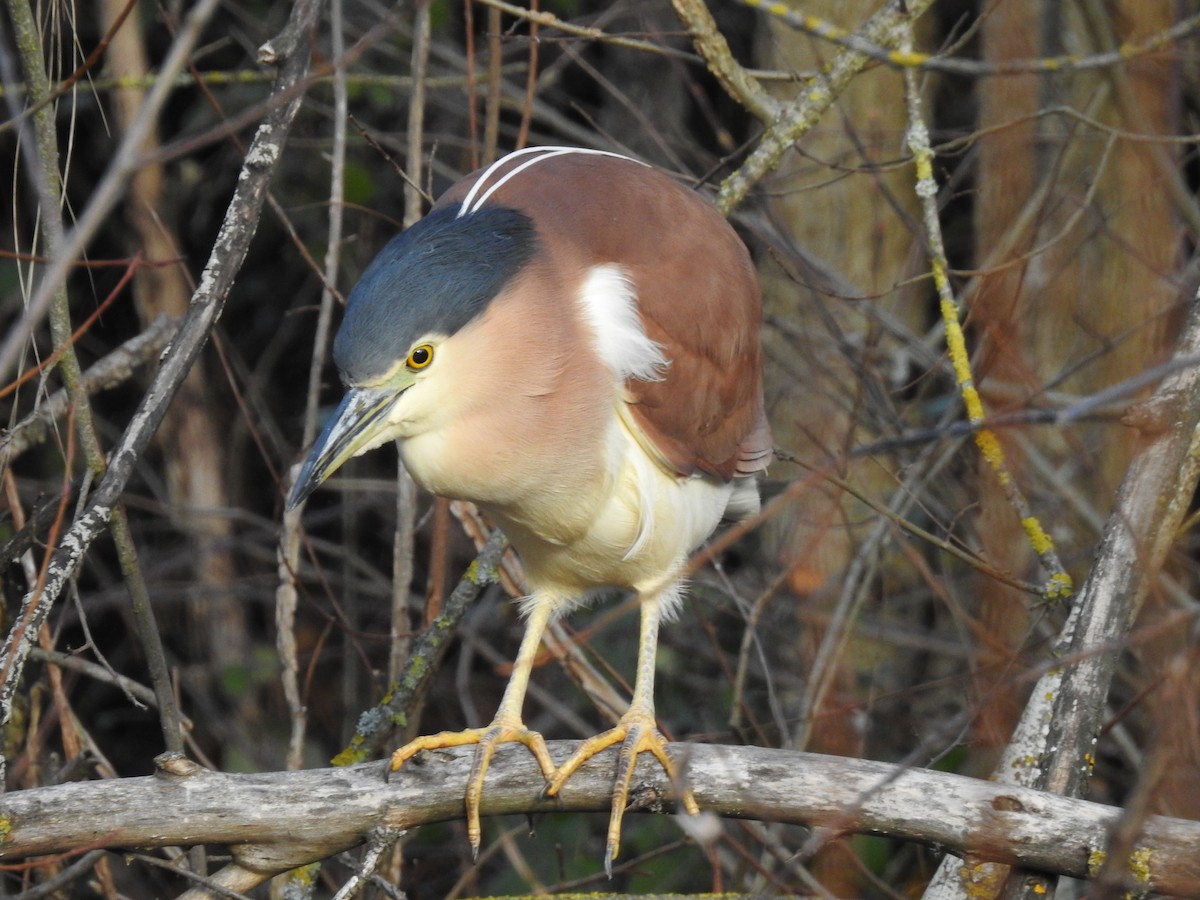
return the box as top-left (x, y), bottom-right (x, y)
top-left (545, 711), bottom-right (699, 875)
top-left (389, 726), bottom-right (489, 771)
top-left (389, 721), bottom-right (556, 857)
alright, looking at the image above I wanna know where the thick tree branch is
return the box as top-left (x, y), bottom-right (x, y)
top-left (0, 744), bottom-right (1197, 894)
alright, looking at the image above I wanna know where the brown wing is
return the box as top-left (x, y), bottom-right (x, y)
top-left (436, 150), bottom-right (772, 481)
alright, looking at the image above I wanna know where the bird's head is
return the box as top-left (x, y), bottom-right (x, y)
top-left (286, 203), bottom-right (538, 509)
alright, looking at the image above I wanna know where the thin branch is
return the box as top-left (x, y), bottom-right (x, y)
top-left (474, 0), bottom-right (694, 59)
top-left (7, 0), bottom-right (185, 757)
top-left (277, 0), bottom-right (353, 775)
top-left (902, 20), bottom-right (1071, 601)
top-left (739, 1), bottom-right (1200, 78)
top-left (1002, 285), bottom-right (1200, 900)
top-left (924, 253), bottom-right (1200, 900)
top-left (0, 0), bottom-right (136, 137)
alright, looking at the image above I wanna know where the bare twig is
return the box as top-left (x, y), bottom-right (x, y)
top-left (669, 0), bottom-right (778, 123)
top-left (1004, 289), bottom-right (1200, 899)
top-left (924, 256), bottom-right (1200, 900)
top-left (8, 0), bottom-right (185, 757)
top-left (333, 528), bottom-right (509, 765)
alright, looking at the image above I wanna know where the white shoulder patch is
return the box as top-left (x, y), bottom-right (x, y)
top-left (457, 146), bottom-right (648, 217)
top-left (577, 264), bottom-right (668, 383)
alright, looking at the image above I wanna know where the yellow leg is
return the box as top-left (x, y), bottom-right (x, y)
top-left (544, 591), bottom-right (699, 876)
top-left (391, 598), bottom-right (558, 856)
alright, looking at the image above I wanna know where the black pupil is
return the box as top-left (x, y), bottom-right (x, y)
top-left (411, 347), bottom-right (429, 366)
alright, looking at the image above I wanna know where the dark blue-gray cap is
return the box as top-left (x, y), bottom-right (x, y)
top-left (334, 203), bottom-right (539, 385)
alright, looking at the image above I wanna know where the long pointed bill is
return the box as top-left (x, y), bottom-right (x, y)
top-left (287, 385), bottom-right (405, 509)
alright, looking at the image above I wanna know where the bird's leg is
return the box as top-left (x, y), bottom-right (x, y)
top-left (390, 597), bottom-right (558, 856)
top-left (544, 588), bottom-right (700, 875)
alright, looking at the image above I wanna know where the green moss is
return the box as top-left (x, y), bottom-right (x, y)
top-left (332, 734), bottom-right (368, 767)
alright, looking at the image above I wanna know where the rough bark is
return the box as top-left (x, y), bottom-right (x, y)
top-left (1, 744), bottom-right (1198, 895)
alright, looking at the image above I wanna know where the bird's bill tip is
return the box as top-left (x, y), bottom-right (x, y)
top-left (286, 385), bottom-right (402, 510)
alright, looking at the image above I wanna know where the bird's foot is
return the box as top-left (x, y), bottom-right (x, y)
top-left (543, 710), bottom-right (699, 876)
top-left (390, 720), bottom-right (556, 857)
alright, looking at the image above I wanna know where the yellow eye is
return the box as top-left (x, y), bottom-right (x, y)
top-left (406, 344), bottom-right (434, 370)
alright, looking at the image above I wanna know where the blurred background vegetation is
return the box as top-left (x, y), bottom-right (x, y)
top-left (1, 0), bottom-right (1198, 896)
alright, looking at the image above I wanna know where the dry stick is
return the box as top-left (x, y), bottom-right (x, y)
top-left (0, 69), bottom-right (499, 102)
top-left (0, 254), bottom-right (142, 402)
top-left (476, 0), bottom-right (685, 59)
top-left (330, 828), bottom-right (403, 900)
top-left (713, 0), bottom-right (936, 216)
top-left (916, 85), bottom-right (1200, 900)
top-left (0, 0), bottom-right (137, 137)
top-left (0, 0), bottom-right (323, 744)
top-left (483, 4), bottom-right (503, 165)
top-left (668, 0), bottom-right (778, 124)
top-left (7, 0), bottom-right (185, 756)
top-left (277, 0), bottom-right (353, 780)
top-left (27, 648), bottom-right (160, 711)
top-left (389, 471), bottom-right (419, 686)
top-left (405, 1), bottom-right (432, 228)
top-left (464, 0), bottom-right (479, 167)
top-left (514, 0), bottom-right (539, 150)
top-left (388, 0), bottom-right (431, 687)
top-left (275, 506), bottom-right (308, 773)
top-left (4, 850), bottom-right (108, 899)
top-left (1076, 0), bottom-right (1200, 258)
top-left (788, 432), bottom-right (971, 755)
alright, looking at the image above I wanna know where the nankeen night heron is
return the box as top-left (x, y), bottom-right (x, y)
top-left (288, 146), bottom-right (771, 870)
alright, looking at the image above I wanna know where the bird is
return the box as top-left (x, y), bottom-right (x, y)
top-left (288, 145), bottom-right (771, 872)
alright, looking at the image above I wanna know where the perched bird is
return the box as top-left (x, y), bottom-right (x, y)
top-left (289, 146), bottom-right (770, 870)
